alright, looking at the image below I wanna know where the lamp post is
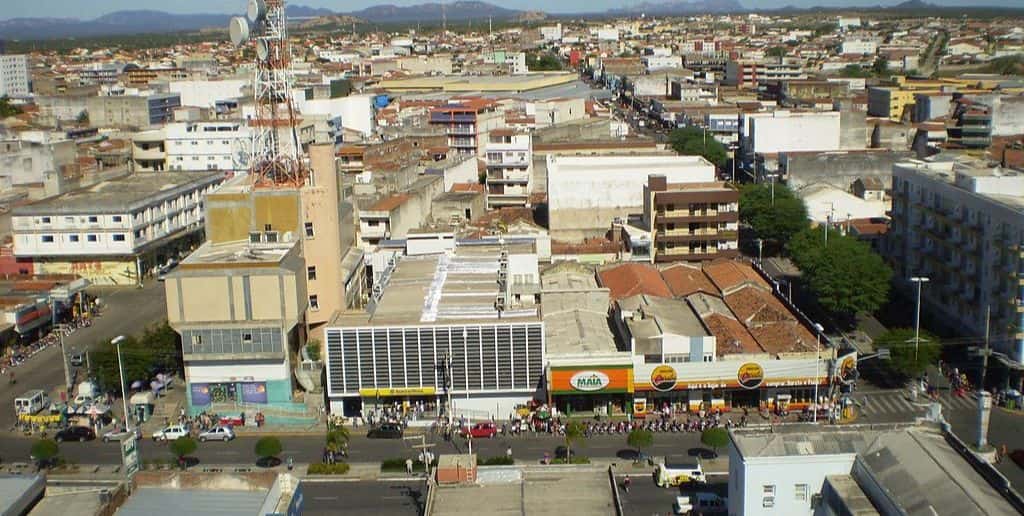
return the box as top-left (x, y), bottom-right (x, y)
top-left (910, 277), bottom-right (930, 363)
top-left (55, 323), bottom-right (72, 392)
top-left (813, 323), bottom-right (825, 423)
top-left (112, 335), bottom-right (131, 431)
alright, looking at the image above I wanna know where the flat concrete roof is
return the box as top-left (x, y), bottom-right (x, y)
top-left (379, 73), bottom-right (577, 93)
top-left (179, 240), bottom-right (298, 268)
top-left (116, 487), bottom-right (267, 516)
top-left (14, 171), bottom-right (222, 215)
top-left (430, 469), bottom-right (615, 516)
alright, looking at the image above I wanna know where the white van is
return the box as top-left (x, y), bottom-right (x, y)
top-left (15, 390), bottom-right (50, 415)
top-left (655, 456), bottom-right (706, 487)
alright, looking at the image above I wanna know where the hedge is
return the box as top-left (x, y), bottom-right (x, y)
top-left (478, 456), bottom-right (515, 466)
top-left (308, 462), bottom-right (351, 475)
top-left (381, 457), bottom-right (437, 472)
top-left (552, 456), bottom-right (591, 465)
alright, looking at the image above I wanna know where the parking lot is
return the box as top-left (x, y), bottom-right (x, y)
top-left (301, 479), bottom-right (426, 516)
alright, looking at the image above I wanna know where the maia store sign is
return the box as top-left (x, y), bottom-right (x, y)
top-left (570, 371), bottom-right (611, 392)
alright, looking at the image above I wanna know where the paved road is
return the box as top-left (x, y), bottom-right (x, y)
top-left (302, 480), bottom-right (426, 516)
top-left (853, 389), bottom-right (979, 424)
top-left (1, 281), bottom-right (167, 430)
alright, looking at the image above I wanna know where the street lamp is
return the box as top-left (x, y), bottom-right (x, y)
top-left (112, 335), bottom-right (131, 431)
top-left (813, 322), bottom-right (825, 423)
top-left (910, 277), bottom-right (930, 363)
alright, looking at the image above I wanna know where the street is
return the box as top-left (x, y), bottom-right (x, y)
top-left (1, 281), bottom-right (167, 430)
top-left (302, 480), bottom-right (426, 516)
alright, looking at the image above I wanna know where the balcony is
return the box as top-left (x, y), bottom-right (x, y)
top-left (657, 229), bottom-right (738, 242)
top-left (487, 173), bottom-right (529, 184)
top-left (487, 158), bottom-right (530, 168)
top-left (656, 210), bottom-right (739, 223)
top-left (447, 127), bottom-right (476, 135)
top-left (430, 113), bottom-right (475, 124)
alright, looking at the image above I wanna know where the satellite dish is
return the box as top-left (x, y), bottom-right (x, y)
top-left (247, 0), bottom-right (267, 23)
top-left (256, 39), bottom-right (270, 61)
top-left (229, 16), bottom-right (250, 46)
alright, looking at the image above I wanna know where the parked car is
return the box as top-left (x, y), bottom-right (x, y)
top-left (73, 394), bottom-right (94, 406)
top-left (687, 447), bottom-right (719, 460)
top-left (461, 422), bottom-right (499, 439)
top-left (69, 353), bottom-right (84, 367)
top-left (55, 426), bottom-right (96, 443)
top-left (198, 426), bottom-right (235, 442)
top-left (152, 424), bottom-right (190, 441)
top-left (367, 423), bottom-right (403, 439)
top-left (101, 427), bottom-right (135, 443)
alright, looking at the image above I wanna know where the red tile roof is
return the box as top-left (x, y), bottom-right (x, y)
top-left (702, 313), bottom-right (764, 356)
top-left (703, 259), bottom-right (769, 294)
top-left (597, 263), bottom-right (673, 301)
top-left (368, 194), bottom-right (410, 211)
top-left (660, 263), bottom-right (719, 298)
top-left (724, 285), bottom-right (817, 354)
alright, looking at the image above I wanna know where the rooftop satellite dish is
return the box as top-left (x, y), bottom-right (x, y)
top-left (247, 0), bottom-right (267, 23)
top-left (229, 16), bottom-right (250, 46)
top-left (256, 39), bottom-right (270, 61)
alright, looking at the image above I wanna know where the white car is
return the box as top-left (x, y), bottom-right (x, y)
top-left (198, 426), bottom-right (235, 442)
top-left (101, 427), bottom-right (136, 443)
top-left (152, 424), bottom-right (190, 441)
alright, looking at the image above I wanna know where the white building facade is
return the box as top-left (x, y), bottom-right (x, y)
top-left (0, 55), bottom-right (30, 98)
top-left (485, 130), bottom-right (533, 209)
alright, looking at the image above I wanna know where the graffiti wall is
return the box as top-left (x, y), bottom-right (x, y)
top-left (34, 259), bottom-right (138, 286)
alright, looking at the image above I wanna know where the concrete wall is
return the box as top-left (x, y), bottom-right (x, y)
top-left (749, 112), bottom-right (841, 155)
top-left (730, 450), bottom-right (857, 516)
top-left (303, 144), bottom-right (345, 330)
top-left (168, 80), bottom-right (246, 109)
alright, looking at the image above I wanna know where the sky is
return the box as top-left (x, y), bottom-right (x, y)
top-left (3, 0), bottom-right (1024, 20)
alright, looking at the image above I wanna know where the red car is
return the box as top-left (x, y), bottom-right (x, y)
top-left (461, 422), bottom-right (499, 438)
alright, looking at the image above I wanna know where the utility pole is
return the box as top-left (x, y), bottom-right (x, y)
top-left (980, 305), bottom-right (991, 389)
top-left (910, 277), bottom-right (930, 363)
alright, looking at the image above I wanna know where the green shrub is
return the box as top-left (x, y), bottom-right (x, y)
top-left (380, 457), bottom-right (437, 472)
top-left (552, 456), bottom-right (591, 465)
top-left (307, 462), bottom-right (351, 475)
top-left (255, 436), bottom-right (283, 459)
top-left (478, 456), bottom-right (514, 466)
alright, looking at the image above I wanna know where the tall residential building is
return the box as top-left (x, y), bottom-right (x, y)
top-left (429, 99), bottom-right (501, 158)
top-left (132, 122), bottom-right (250, 173)
top-left (642, 175), bottom-right (740, 262)
top-left (485, 129), bottom-right (533, 209)
top-left (888, 157), bottom-right (1024, 362)
top-left (0, 55), bottom-right (30, 97)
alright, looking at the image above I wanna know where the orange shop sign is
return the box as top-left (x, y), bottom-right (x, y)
top-left (550, 366), bottom-right (633, 394)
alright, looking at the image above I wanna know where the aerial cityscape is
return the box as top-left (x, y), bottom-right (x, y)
top-left (0, 0), bottom-right (1023, 514)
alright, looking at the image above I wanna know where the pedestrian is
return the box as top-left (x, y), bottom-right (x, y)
top-left (405, 457), bottom-right (414, 475)
top-left (623, 474), bottom-right (631, 493)
top-left (506, 445), bottom-right (513, 459)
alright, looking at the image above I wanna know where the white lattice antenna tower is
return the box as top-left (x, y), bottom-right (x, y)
top-left (230, 0), bottom-right (307, 188)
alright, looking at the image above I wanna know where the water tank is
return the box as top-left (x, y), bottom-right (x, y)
top-left (374, 95), bottom-right (390, 109)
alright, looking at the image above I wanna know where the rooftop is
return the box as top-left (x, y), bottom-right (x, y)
top-left (178, 240), bottom-right (298, 269)
top-left (430, 469), bottom-right (615, 516)
top-left (598, 263), bottom-right (673, 301)
top-left (13, 171), bottom-right (222, 215)
top-left (116, 487), bottom-right (268, 516)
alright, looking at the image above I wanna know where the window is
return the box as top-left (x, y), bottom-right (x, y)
top-left (64, 216), bottom-right (73, 223)
top-left (87, 216), bottom-right (98, 223)
top-left (112, 215), bottom-right (123, 222)
top-left (191, 334), bottom-right (202, 346)
top-left (794, 484), bottom-right (808, 502)
top-left (241, 333), bottom-right (253, 344)
top-left (307, 266), bottom-right (317, 280)
top-left (87, 234), bottom-right (98, 242)
top-left (264, 231), bottom-right (278, 243)
top-left (68, 235), bottom-right (80, 242)
top-left (41, 217), bottom-right (51, 224)
top-left (304, 222), bottom-right (314, 238)
top-left (41, 235), bottom-right (55, 243)
top-left (763, 485), bottom-right (776, 508)
top-left (112, 234), bottom-right (126, 242)
top-left (249, 232), bottom-right (262, 244)
top-left (309, 295), bottom-right (319, 310)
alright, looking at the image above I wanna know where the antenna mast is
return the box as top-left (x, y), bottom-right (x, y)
top-left (230, 0), bottom-right (307, 189)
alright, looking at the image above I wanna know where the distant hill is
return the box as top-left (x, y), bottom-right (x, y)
top-left (608, 0), bottom-right (744, 15)
top-left (348, 1), bottom-right (522, 23)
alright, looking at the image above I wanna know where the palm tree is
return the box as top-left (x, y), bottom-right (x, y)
top-left (326, 427), bottom-right (350, 459)
top-left (564, 421), bottom-right (585, 462)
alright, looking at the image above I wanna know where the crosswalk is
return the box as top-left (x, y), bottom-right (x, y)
top-left (856, 390), bottom-right (978, 419)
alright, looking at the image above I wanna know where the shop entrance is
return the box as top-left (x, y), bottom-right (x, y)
top-left (555, 395), bottom-right (627, 417)
top-left (731, 389), bottom-right (760, 408)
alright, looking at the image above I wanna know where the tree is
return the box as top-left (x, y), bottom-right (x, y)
top-left (564, 421), bottom-right (586, 462)
top-left (169, 436), bottom-right (197, 469)
top-left (526, 53), bottom-right (562, 71)
top-left (875, 328), bottom-right (941, 379)
top-left (700, 427), bottom-right (729, 454)
top-left (30, 439), bottom-right (59, 469)
top-left (766, 46), bottom-right (788, 58)
top-left (305, 338), bottom-right (321, 362)
top-left (668, 126), bottom-right (728, 167)
top-left (326, 427), bottom-right (349, 456)
top-left (786, 227), bottom-right (893, 320)
top-left (739, 183), bottom-right (809, 252)
top-left (839, 64), bottom-right (872, 79)
top-left (872, 57), bottom-right (890, 76)
top-left (0, 96), bottom-right (21, 118)
top-left (76, 111), bottom-right (89, 124)
top-left (255, 436), bottom-right (283, 464)
top-left (90, 322), bottom-right (182, 393)
top-left (626, 428), bottom-right (654, 463)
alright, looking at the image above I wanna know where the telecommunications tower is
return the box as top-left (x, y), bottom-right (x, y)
top-left (229, 0), bottom-right (307, 188)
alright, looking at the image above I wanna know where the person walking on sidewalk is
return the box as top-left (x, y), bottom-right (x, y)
top-left (405, 457), bottom-right (414, 475)
top-left (506, 446), bottom-right (513, 460)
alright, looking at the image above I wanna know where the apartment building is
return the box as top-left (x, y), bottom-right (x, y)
top-left (888, 157), bottom-right (1024, 362)
top-left (428, 99), bottom-right (502, 158)
top-left (0, 55), bottom-right (30, 98)
top-left (725, 58), bottom-right (806, 89)
top-left (485, 129), bottom-right (533, 209)
top-left (86, 92), bottom-right (181, 128)
top-left (642, 175), bottom-right (740, 262)
top-left (11, 172), bottom-right (223, 285)
top-left (132, 122), bottom-right (250, 173)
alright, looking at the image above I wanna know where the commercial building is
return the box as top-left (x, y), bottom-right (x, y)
top-left (11, 172), bottom-right (223, 285)
top-left (0, 136), bottom-right (76, 196)
top-left (546, 155), bottom-right (716, 242)
top-left (132, 122), bottom-right (250, 173)
top-left (725, 58), bottom-right (807, 89)
top-left (86, 92), bottom-right (181, 129)
top-left (324, 244), bottom-right (545, 419)
top-left (728, 422), bottom-right (1024, 516)
top-left (485, 129), bottom-right (533, 209)
top-left (642, 175), bottom-right (740, 262)
top-left (888, 157), bottom-right (1024, 362)
top-left (0, 54), bottom-right (30, 98)
top-left (165, 239), bottom-right (309, 418)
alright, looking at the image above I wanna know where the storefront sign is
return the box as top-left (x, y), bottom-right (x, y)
top-left (633, 397), bottom-right (647, 417)
top-left (651, 365), bottom-right (678, 392)
top-left (835, 352), bottom-right (857, 384)
top-left (569, 371), bottom-right (610, 392)
top-left (241, 382), bottom-right (268, 403)
top-left (190, 383), bottom-right (211, 406)
top-left (358, 387), bottom-right (437, 397)
top-left (737, 363), bottom-right (765, 389)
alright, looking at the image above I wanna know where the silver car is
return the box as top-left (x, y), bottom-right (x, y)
top-left (198, 426), bottom-right (235, 442)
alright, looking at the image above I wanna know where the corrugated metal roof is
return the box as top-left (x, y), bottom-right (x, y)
top-left (116, 488), bottom-right (266, 516)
